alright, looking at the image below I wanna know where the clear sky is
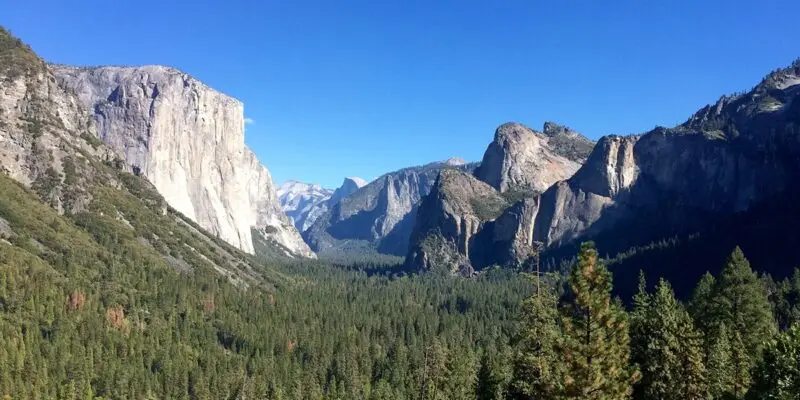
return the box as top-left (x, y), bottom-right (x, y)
top-left (3, 0), bottom-right (799, 188)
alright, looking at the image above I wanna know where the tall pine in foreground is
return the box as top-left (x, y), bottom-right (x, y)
top-left (508, 288), bottom-right (563, 399)
top-left (631, 278), bottom-right (707, 400)
top-left (557, 242), bottom-right (638, 399)
top-left (715, 247), bottom-right (776, 398)
top-left (689, 247), bottom-right (776, 399)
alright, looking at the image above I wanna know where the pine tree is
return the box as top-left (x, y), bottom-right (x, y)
top-left (689, 272), bottom-right (717, 338)
top-left (476, 353), bottom-right (501, 400)
top-left (556, 242), bottom-right (638, 399)
top-left (632, 279), bottom-right (707, 400)
top-left (714, 247), bottom-right (777, 397)
top-left (508, 290), bottom-right (562, 400)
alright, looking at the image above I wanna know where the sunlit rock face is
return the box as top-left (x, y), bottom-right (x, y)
top-left (53, 65), bottom-right (314, 257)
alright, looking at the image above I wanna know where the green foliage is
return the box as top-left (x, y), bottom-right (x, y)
top-left (749, 324), bottom-right (800, 399)
top-left (508, 289), bottom-right (563, 399)
top-left (557, 242), bottom-right (638, 399)
top-left (714, 247), bottom-right (777, 397)
top-left (501, 188), bottom-right (535, 205)
top-left (470, 194), bottom-right (510, 221)
top-left (0, 170), bottom-right (536, 398)
top-left (631, 278), bottom-right (707, 400)
top-left (31, 166), bottom-right (62, 207)
top-left (79, 132), bottom-right (103, 149)
top-left (0, 26), bottom-right (45, 80)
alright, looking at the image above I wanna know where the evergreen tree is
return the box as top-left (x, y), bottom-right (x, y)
top-left (632, 279), bottom-right (707, 400)
top-left (556, 242), bottom-right (638, 399)
top-left (476, 353), bottom-right (501, 400)
top-left (690, 272), bottom-right (718, 340)
top-left (508, 290), bottom-right (563, 400)
top-left (714, 247), bottom-right (777, 397)
top-left (749, 324), bottom-right (800, 399)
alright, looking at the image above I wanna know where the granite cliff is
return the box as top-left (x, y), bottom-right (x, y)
top-left (533, 60), bottom-right (800, 252)
top-left (473, 122), bottom-right (589, 194)
top-left (405, 122), bottom-right (593, 272)
top-left (51, 65), bottom-right (313, 257)
top-left (0, 27), bottom-right (282, 287)
top-left (304, 159), bottom-right (476, 257)
top-left (407, 59), bottom-right (800, 281)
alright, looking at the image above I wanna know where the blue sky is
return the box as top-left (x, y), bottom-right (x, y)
top-left (3, 0), bottom-right (799, 188)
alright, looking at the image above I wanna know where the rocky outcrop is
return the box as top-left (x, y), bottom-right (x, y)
top-left (406, 169), bottom-right (546, 273)
top-left (405, 169), bottom-right (508, 273)
top-left (404, 122), bottom-right (595, 272)
top-left (304, 159), bottom-right (476, 256)
top-left (473, 122), bottom-right (589, 194)
top-left (542, 121), bottom-right (596, 163)
top-left (530, 59), bottom-right (800, 254)
top-left (51, 65), bottom-right (313, 257)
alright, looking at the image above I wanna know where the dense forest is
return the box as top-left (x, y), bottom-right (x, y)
top-left (2, 23), bottom-right (800, 400)
top-left (2, 166), bottom-right (800, 399)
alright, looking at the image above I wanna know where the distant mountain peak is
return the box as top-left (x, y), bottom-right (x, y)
top-left (444, 157), bottom-right (467, 166)
top-left (343, 176), bottom-right (368, 188)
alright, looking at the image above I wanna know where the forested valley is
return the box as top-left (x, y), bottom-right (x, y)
top-left (2, 167), bottom-right (799, 399)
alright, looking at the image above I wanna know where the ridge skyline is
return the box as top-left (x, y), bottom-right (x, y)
top-left (5, 1), bottom-right (798, 188)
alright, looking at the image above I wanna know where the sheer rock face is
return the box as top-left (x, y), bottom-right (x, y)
top-left (532, 61), bottom-right (800, 252)
top-left (473, 122), bottom-right (587, 194)
top-left (532, 135), bottom-right (639, 247)
top-left (304, 159), bottom-right (476, 256)
top-left (51, 65), bottom-right (313, 257)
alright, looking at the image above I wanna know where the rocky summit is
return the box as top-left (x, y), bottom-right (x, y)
top-left (51, 65), bottom-right (314, 258)
top-left (473, 122), bottom-right (590, 194)
top-left (405, 169), bottom-right (513, 275)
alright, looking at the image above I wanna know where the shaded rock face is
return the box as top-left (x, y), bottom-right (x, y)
top-left (473, 122), bottom-right (588, 194)
top-left (304, 159), bottom-right (476, 256)
top-left (408, 61), bottom-right (800, 274)
top-left (277, 177), bottom-right (367, 233)
top-left (532, 60), bottom-right (800, 254)
top-left (406, 169), bottom-right (545, 272)
top-left (51, 65), bottom-right (313, 257)
top-left (328, 177), bottom-right (368, 206)
top-left (405, 169), bottom-right (507, 273)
